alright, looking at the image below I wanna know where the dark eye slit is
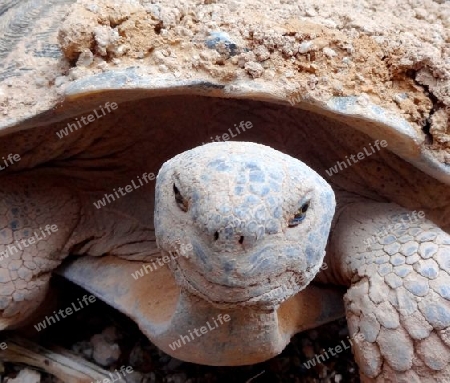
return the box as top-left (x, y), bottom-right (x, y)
top-left (173, 184), bottom-right (188, 212)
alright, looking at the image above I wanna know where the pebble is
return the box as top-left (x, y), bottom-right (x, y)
top-left (125, 371), bottom-right (144, 383)
top-left (76, 50), bottom-right (94, 67)
top-left (298, 41), bottom-right (314, 54)
top-left (323, 47), bottom-right (337, 58)
top-left (91, 327), bottom-right (121, 367)
top-left (245, 62), bottom-right (264, 78)
top-left (5, 368), bottom-right (40, 383)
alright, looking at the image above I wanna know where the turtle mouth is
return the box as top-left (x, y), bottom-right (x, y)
top-left (164, 248), bottom-right (318, 309)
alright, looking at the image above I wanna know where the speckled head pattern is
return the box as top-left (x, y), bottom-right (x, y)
top-left (155, 142), bottom-right (335, 309)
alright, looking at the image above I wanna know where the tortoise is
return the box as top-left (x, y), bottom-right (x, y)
top-left (1, 0), bottom-right (450, 381)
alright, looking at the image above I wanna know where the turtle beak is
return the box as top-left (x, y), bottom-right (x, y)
top-left (58, 256), bottom-right (344, 365)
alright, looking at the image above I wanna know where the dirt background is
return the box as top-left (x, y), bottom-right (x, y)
top-left (1, 0), bottom-right (449, 161)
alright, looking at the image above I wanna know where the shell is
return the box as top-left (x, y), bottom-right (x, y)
top-left (1, 0), bottom-right (450, 367)
top-left (1, 0), bottom-right (449, 182)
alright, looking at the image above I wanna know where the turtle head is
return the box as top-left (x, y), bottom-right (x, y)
top-left (155, 142), bottom-right (336, 309)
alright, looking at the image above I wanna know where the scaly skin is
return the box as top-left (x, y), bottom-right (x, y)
top-left (0, 172), bottom-right (158, 329)
top-left (0, 175), bottom-right (80, 329)
top-left (155, 142), bottom-right (336, 309)
top-left (155, 142), bottom-right (450, 376)
top-left (2, 139), bottom-right (449, 378)
top-left (325, 202), bottom-right (450, 382)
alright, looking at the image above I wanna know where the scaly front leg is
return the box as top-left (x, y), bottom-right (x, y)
top-left (0, 175), bottom-right (80, 329)
top-left (326, 202), bottom-right (450, 382)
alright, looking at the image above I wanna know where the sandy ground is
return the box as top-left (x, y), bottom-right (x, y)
top-left (0, 0), bottom-right (449, 161)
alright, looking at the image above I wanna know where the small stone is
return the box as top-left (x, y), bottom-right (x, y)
top-left (5, 368), bottom-right (41, 382)
top-left (342, 57), bottom-right (352, 65)
top-left (93, 25), bottom-right (120, 57)
top-left (253, 45), bottom-right (270, 61)
top-left (394, 93), bottom-right (408, 104)
top-left (76, 49), bottom-right (94, 67)
top-left (298, 41), bottom-right (313, 54)
top-left (245, 62), bottom-right (264, 78)
top-left (237, 51), bottom-right (256, 68)
top-left (322, 47), bottom-right (337, 58)
top-left (439, 328), bottom-right (450, 347)
top-left (90, 332), bottom-right (120, 367)
top-left (125, 371), bottom-right (144, 383)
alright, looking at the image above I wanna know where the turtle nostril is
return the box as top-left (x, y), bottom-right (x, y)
top-left (238, 236), bottom-right (244, 244)
top-left (214, 231), bottom-right (219, 241)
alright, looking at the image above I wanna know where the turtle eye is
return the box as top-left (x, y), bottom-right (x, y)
top-left (173, 184), bottom-right (188, 212)
top-left (288, 201), bottom-right (310, 227)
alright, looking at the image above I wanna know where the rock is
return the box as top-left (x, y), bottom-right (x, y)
top-left (125, 371), bottom-right (144, 383)
top-left (5, 368), bottom-right (41, 383)
top-left (90, 328), bottom-right (121, 367)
